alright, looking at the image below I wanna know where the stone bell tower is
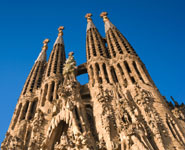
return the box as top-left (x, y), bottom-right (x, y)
top-left (1, 12), bottom-right (185, 150)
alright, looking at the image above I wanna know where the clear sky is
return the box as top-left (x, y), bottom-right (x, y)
top-left (0, 0), bottom-right (185, 143)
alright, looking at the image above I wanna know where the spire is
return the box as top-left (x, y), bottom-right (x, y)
top-left (35, 39), bottom-right (50, 62)
top-left (45, 26), bottom-right (66, 77)
top-left (100, 12), bottom-right (137, 57)
top-left (85, 13), bottom-right (109, 59)
top-left (53, 26), bottom-right (64, 46)
top-left (22, 39), bottom-right (49, 95)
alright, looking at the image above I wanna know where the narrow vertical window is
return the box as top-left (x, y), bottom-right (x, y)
top-left (90, 29), bottom-right (97, 56)
top-left (54, 49), bottom-right (59, 74)
top-left (95, 63), bottom-right (102, 84)
top-left (90, 65), bottom-right (95, 87)
top-left (50, 81), bottom-right (55, 102)
top-left (110, 66), bottom-right (118, 83)
top-left (102, 63), bottom-right (110, 83)
top-left (47, 51), bottom-right (54, 76)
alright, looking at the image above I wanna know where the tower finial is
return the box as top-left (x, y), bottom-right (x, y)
top-left (85, 13), bottom-right (93, 22)
top-left (58, 26), bottom-right (64, 36)
top-left (42, 39), bottom-right (50, 51)
top-left (100, 12), bottom-right (109, 22)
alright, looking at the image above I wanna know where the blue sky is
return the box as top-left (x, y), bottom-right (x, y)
top-left (0, 0), bottom-right (185, 143)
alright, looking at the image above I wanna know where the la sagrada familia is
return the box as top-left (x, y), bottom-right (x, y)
top-left (1, 12), bottom-right (185, 150)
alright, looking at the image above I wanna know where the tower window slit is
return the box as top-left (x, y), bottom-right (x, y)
top-left (23, 64), bottom-right (36, 95)
top-left (37, 63), bottom-right (44, 88)
top-left (60, 48), bottom-right (65, 74)
top-left (117, 63), bottom-right (124, 75)
top-left (20, 101), bottom-right (29, 120)
top-left (90, 30), bottom-right (97, 56)
top-left (110, 30), bottom-right (123, 54)
top-left (95, 63), bottom-right (102, 84)
top-left (54, 49), bottom-right (59, 74)
top-left (28, 99), bottom-right (38, 120)
top-left (86, 36), bottom-right (91, 59)
top-left (124, 61), bottom-right (131, 73)
top-left (47, 51), bottom-right (54, 76)
top-left (133, 61), bottom-right (144, 83)
top-left (105, 41), bottom-right (111, 58)
top-left (11, 103), bottom-right (22, 129)
top-left (90, 65), bottom-right (95, 87)
top-left (41, 84), bottom-right (48, 106)
top-left (50, 81), bottom-right (55, 102)
top-left (110, 66), bottom-right (118, 83)
top-left (102, 63), bottom-right (110, 83)
top-left (107, 34), bottom-right (116, 57)
top-left (94, 30), bottom-right (103, 56)
top-left (29, 63), bottom-right (40, 92)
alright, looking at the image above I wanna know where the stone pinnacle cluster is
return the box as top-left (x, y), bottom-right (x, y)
top-left (1, 12), bottom-right (185, 150)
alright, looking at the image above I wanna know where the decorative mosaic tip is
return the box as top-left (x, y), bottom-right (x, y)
top-left (58, 26), bottom-right (64, 36)
top-left (85, 13), bottom-right (92, 22)
top-left (100, 12), bottom-right (109, 22)
top-left (42, 39), bottom-right (50, 51)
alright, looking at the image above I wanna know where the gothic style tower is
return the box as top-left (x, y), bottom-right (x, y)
top-left (1, 12), bottom-right (185, 150)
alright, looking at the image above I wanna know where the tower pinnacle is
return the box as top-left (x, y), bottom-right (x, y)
top-left (85, 13), bottom-right (96, 32)
top-left (35, 38), bottom-right (50, 62)
top-left (100, 12), bottom-right (109, 22)
top-left (54, 26), bottom-right (64, 46)
top-left (85, 13), bottom-right (92, 22)
top-left (42, 38), bottom-right (50, 51)
top-left (58, 26), bottom-right (64, 36)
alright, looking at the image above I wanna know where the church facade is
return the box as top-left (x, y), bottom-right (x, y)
top-left (1, 12), bottom-right (185, 150)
